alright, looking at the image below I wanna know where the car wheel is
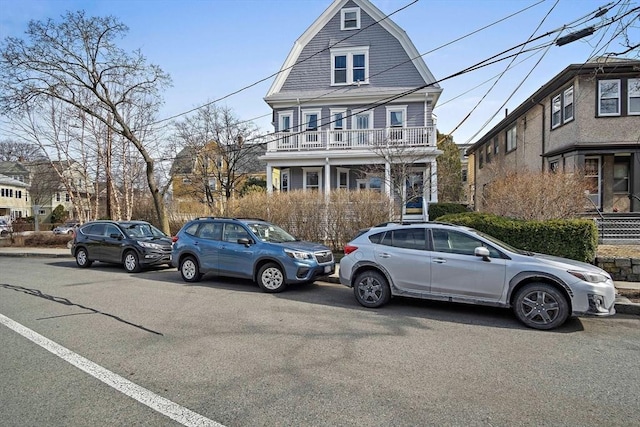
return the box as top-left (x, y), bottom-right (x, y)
top-left (513, 283), bottom-right (569, 330)
top-left (75, 247), bottom-right (92, 268)
top-left (354, 270), bottom-right (391, 308)
top-left (123, 250), bottom-right (142, 273)
top-left (67, 230), bottom-right (74, 234)
top-left (180, 256), bottom-right (202, 282)
top-left (257, 263), bottom-right (286, 293)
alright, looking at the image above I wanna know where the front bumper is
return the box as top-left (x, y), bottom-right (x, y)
top-left (285, 262), bottom-right (335, 283)
top-left (571, 280), bottom-right (617, 317)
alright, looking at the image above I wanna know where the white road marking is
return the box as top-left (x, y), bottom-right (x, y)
top-left (0, 313), bottom-right (225, 427)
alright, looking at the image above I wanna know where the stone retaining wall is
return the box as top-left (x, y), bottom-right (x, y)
top-left (595, 256), bottom-right (640, 282)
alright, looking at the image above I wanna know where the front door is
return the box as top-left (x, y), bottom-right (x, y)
top-left (404, 169), bottom-right (424, 217)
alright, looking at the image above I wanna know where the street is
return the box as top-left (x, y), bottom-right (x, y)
top-left (1, 257), bottom-right (639, 427)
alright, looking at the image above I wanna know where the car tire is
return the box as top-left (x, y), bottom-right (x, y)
top-left (123, 250), bottom-right (142, 273)
top-left (257, 262), bottom-right (287, 293)
top-left (354, 270), bottom-right (391, 308)
top-left (513, 282), bottom-right (569, 330)
top-left (67, 230), bottom-right (74, 234)
top-left (180, 256), bottom-right (202, 282)
top-left (75, 247), bottom-right (92, 268)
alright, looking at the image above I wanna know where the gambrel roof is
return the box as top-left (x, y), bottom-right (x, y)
top-left (266, 0), bottom-right (441, 99)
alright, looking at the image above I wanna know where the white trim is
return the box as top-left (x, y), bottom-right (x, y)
top-left (386, 105), bottom-right (407, 127)
top-left (340, 7), bottom-right (360, 30)
top-left (563, 86), bottom-right (574, 123)
top-left (352, 109), bottom-right (373, 129)
top-left (330, 46), bottom-right (369, 86)
top-left (301, 109), bottom-right (321, 130)
top-left (598, 79), bottom-right (621, 116)
top-left (551, 94), bottom-right (561, 129)
top-left (302, 167), bottom-right (323, 191)
top-left (278, 110), bottom-right (293, 132)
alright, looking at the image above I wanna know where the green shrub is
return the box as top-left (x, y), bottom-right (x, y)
top-left (429, 203), bottom-right (469, 221)
top-left (50, 204), bottom-right (67, 224)
top-left (438, 212), bottom-right (598, 262)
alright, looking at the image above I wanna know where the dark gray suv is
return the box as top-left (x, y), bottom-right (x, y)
top-left (71, 220), bottom-right (172, 273)
top-left (171, 217), bottom-right (335, 292)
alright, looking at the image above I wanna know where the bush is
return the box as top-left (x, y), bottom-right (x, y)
top-left (438, 212), bottom-right (598, 262)
top-left (429, 203), bottom-right (469, 220)
top-left (51, 204), bottom-right (67, 224)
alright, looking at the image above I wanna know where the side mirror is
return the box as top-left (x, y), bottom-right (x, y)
top-left (237, 237), bottom-right (252, 247)
top-left (110, 233), bottom-right (122, 240)
top-left (474, 246), bottom-right (490, 261)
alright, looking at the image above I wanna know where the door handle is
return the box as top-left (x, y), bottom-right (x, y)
top-left (433, 258), bottom-right (446, 264)
top-left (379, 253), bottom-right (390, 258)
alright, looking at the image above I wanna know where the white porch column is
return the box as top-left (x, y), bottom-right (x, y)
top-left (430, 159), bottom-right (438, 202)
top-left (384, 161), bottom-right (391, 197)
top-left (324, 158), bottom-right (331, 200)
top-left (266, 164), bottom-right (273, 194)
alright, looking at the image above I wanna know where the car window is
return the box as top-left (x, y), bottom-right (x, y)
top-left (184, 223), bottom-right (199, 236)
top-left (222, 223), bottom-right (250, 243)
top-left (368, 232), bottom-right (384, 244)
top-left (85, 223), bottom-right (105, 236)
top-left (431, 229), bottom-right (501, 257)
top-left (379, 228), bottom-right (427, 250)
top-left (124, 223), bottom-right (165, 238)
top-left (105, 224), bottom-right (122, 238)
top-left (198, 222), bottom-right (222, 240)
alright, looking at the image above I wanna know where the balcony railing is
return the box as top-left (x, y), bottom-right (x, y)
top-left (266, 126), bottom-right (436, 152)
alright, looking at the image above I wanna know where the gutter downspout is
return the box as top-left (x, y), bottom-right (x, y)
top-left (539, 101), bottom-right (546, 171)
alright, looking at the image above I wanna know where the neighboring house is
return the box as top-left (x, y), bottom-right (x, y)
top-left (0, 173), bottom-right (30, 221)
top-left (170, 142), bottom-right (266, 217)
top-left (0, 161), bottom-right (30, 185)
top-left (262, 0), bottom-right (442, 221)
top-left (466, 57), bottom-right (640, 213)
top-left (25, 160), bottom-right (94, 222)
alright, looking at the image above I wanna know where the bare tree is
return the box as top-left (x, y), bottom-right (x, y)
top-left (0, 139), bottom-right (40, 161)
top-left (0, 11), bottom-right (172, 232)
top-left (436, 133), bottom-right (464, 203)
top-left (174, 104), bottom-right (264, 216)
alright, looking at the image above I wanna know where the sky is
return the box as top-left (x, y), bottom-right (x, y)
top-left (0, 0), bottom-right (638, 146)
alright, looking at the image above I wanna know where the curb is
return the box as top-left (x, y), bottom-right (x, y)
top-left (0, 252), bottom-right (72, 258)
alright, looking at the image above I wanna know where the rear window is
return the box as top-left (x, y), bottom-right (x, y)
top-left (368, 232), bottom-right (385, 244)
top-left (183, 223), bottom-right (199, 236)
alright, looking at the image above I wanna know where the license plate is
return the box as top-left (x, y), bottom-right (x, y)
top-left (324, 265), bottom-right (332, 274)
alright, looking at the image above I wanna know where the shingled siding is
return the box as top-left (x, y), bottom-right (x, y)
top-left (595, 256), bottom-right (640, 282)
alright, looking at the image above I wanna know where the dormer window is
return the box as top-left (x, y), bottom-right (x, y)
top-left (341, 7), bottom-right (360, 30)
top-left (331, 46), bottom-right (369, 86)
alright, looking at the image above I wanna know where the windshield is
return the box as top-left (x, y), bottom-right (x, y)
top-left (247, 222), bottom-right (296, 243)
top-left (124, 223), bottom-right (166, 239)
top-left (474, 230), bottom-right (529, 254)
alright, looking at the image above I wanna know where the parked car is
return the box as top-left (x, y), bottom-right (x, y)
top-left (171, 217), bottom-right (335, 292)
top-left (339, 222), bottom-right (616, 330)
top-left (71, 220), bottom-right (172, 273)
top-left (53, 221), bottom-right (80, 235)
top-left (0, 219), bottom-right (11, 236)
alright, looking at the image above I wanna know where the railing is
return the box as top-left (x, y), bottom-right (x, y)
top-left (266, 126), bottom-right (436, 152)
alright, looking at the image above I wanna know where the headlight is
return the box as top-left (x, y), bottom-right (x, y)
top-left (284, 249), bottom-right (313, 260)
top-left (138, 241), bottom-right (163, 250)
top-left (568, 270), bottom-right (608, 283)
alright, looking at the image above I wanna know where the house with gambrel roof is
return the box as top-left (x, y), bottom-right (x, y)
top-left (262, 0), bottom-right (442, 221)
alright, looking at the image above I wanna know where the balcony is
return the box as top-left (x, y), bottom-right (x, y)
top-left (266, 126), bottom-right (436, 152)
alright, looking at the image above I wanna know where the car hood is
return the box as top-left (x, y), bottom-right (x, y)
top-left (531, 253), bottom-right (609, 275)
top-left (277, 241), bottom-right (331, 252)
top-left (138, 236), bottom-right (173, 247)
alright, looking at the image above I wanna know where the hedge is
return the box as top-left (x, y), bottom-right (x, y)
top-left (436, 212), bottom-right (598, 263)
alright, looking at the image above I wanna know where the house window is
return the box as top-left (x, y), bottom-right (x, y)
top-left (330, 108), bottom-right (346, 144)
top-left (337, 168), bottom-right (349, 189)
top-left (506, 124), bottom-right (517, 152)
top-left (462, 169), bottom-right (468, 183)
top-left (551, 86), bottom-right (574, 128)
top-left (614, 157), bottom-right (630, 193)
top-left (39, 209), bottom-right (46, 215)
top-left (493, 136), bottom-right (499, 155)
top-left (563, 86), bottom-right (574, 122)
top-left (341, 7), bottom-right (360, 30)
top-left (303, 110), bottom-right (320, 144)
top-left (552, 94), bottom-right (561, 128)
top-left (331, 47), bottom-right (369, 86)
top-left (485, 143), bottom-right (491, 163)
top-left (386, 106), bottom-right (406, 141)
top-left (629, 78), bottom-right (640, 115)
top-left (598, 80), bottom-right (620, 116)
top-left (353, 110), bottom-right (372, 146)
top-left (16, 190), bottom-right (21, 199)
top-left (585, 157), bottom-right (601, 208)
top-left (281, 169), bottom-right (290, 192)
top-left (357, 176), bottom-right (382, 191)
top-left (182, 178), bottom-right (191, 184)
top-left (65, 193), bottom-right (70, 202)
top-left (478, 151), bottom-right (484, 169)
top-left (549, 160), bottom-right (559, 173)
top-left (302, 167), bottom-right (322, 191)
top-left (55, 192), bottom-right (60, 202)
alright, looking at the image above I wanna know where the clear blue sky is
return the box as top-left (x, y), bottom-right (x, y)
top-left (1, 0), bottom-right (638, 145)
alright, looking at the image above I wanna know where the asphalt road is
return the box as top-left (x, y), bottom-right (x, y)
top-left (1, 257), bottom-right (639, 427)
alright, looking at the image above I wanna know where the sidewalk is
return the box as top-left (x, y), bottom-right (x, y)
top-left (0, 246), bottom-right (637, 315)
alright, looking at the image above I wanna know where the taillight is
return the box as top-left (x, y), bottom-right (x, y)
top-left (171, 236), bottom-right (179, 243)
top-left (344, 244), bottom-right (358, 255)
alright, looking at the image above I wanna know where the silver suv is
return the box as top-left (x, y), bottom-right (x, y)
top-left (339, 222), bottom-right (616, 330)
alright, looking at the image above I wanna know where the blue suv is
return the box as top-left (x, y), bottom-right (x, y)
top-left (171, 217), bottom-right (335, 292)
